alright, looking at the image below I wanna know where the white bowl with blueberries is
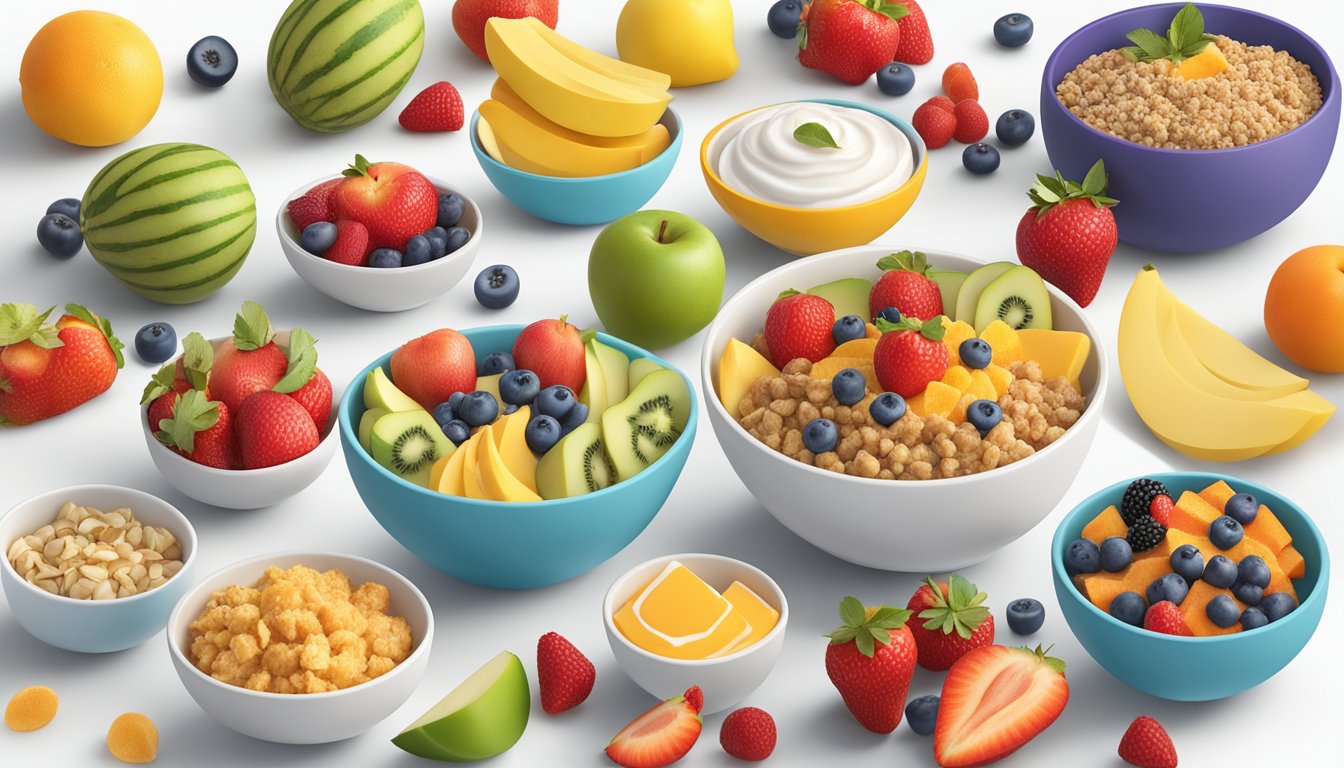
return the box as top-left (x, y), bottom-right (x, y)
top-left (275, 174), bottom-right (482, 312)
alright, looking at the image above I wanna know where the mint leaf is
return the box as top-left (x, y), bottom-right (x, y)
top-left (0, 304), bottom-right (61, 349)
top-left (875, 1), bottom-right (909, 23)
top-left (141, 363), bottom-right (177, 405)
top-left (272, 327), bottom-right (318, 394)
top-left (231, 300), bottom-right (274, 351)
top-left (1081, 159), bottom-right (1108, 196)
top-left (1124, 27), bottom-right (1172, 60)
top-left (180, 332), bottom-right (213, 390)
top-left (793, 122), bottom-right (840, 149)
top-left (1170, 2), bottom-right (1204, 52)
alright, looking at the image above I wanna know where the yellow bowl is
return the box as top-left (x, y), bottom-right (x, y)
top-left (700, 99), bottom-right (928, 256)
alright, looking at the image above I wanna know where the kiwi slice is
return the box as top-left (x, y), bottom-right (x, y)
top-left (973, 265), bottom-right (1053, 332)
top-left (370, 410), bottom-right (453, 488)
top-left (627, 358), bottom-right (663, 391)
top-left (954, 262), bottom-right (1015, 324)
top-left (358, 407), bottom-right (390, 452)
top-left (600, 369), bottom-right (691, 482)
top-left (536, 423), bottom-right (617, 499)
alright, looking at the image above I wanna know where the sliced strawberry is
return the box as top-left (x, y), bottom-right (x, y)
top-left (606, 688), bottom-right (703, 768)
top-left (934, 645), bottom-right (1070, 767)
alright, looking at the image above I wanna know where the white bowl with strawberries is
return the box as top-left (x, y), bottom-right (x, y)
top-left (276, 156), bottom-right (483, 312)
top-left (140, 302), bottom-right (339, 509)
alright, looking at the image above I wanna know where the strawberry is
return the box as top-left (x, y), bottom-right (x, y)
top-left (1015, 159), bottom-right (1119, 308)
top-left (325, 220), bottom-right (369, 266)
top-left (236, 391), bottom-right (319, 469)
top-left (287, 195), bottom-right (329, 232)
top-left (0, 303), bottom-right (124, 425)
top-left (763, 292), bottom-right (836, 368)
top-left (399, 81), bottom-right (465, 132)
top-left (952, 99), bottom-right (988, 144)
top-left (1142, 601), bottom-right (1192, 636)
top-left (1149, 494), bottom-right (1174, 527)
top-left (537, 631), bottom-right (595, 715)
top-left (934, 645), bottom-right (1069, 767)
top-left (869, 250), bottom-right (943, 321)
top-left (925, 95), bottom-right (955, 114)
top-left (511, 316), bottom-right (587, 393)
top-left (912, 100), bottom-right (957, 149)
top-left (157, 389), bottom-right (238, 470)
top-left (142, 331), bottom-right (215, 431)
top-left (719, 707), bottom-right (776, 762)
top-left (942, 62), bottom-right (978, 102)
top-left (798, 0), bottom-right (906, 85)
top-left (873, 316), bottom-right (948, 398)
top-left (682, 686), bottom-right (703, 714)
top-left (305, 178), bottom-right (343, 211)
top-left (331, 155), bottom-right (438, 250)
top-left (286, 367), bottom-right (332, 433)
top-left (392, 328), bottom-right (478, 410)
top-left (825, 596), bottom-right (917, 734)
top-left (452, 0), bottom-right (558, 61)
top-left (907, 575), bottom-right (995, 671)
top-left (606, 686), bottom-right (702, 768)
top-left (893, 0), bottom-right (934, 64)
top-left (1119, 716), bottom-right (1178, 768)
top-left (210, 302), bottom-right (289, 416)
top-left (266, 326), bottom-right (327, 431)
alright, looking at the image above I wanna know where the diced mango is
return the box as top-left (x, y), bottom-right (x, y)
top-left (966, 369), bottom-right (998, 402)
top-left (979, 320), bottom-right (1024, 365)
top-left (941, 365), bottom-right (973, 391)
top-left (810, 357), bottom-right (877, 388)
top-left (865, 322), bottom-right (881, 339)
top-left (949, 393), bottom-right (978, 424)
top-left (833, 338), bottom-right (878, 359)
top-left (613, 561), bottom-right (752, 660)
top-left (1279, 545), bottom-right (1306, 580)
top-left (1182, 581), bottom-right (1243, 636)
top-left (940, 318), bottom-right (977, 366)
top-left (1165, 529), bottom-right (1296, 603)
top-left (1016, 328), bottom-right (1090, 389)
top-left (1082, 505), bottom-right (1127, 545)
top-left (1175, 42), bottom-right (1229, 80)
top-left (1198, 480), bottom-right (1294, 555)
top-left (718, 338), bottom-right (780, 415)
top-left (1170, 491), bottom-right (1222, 536)
top-left (984, 363), bottom-right (1014, 397)
top-left (911, 381), bottom-right (961, 418)
top-left (723, 581), bottom-right (780, 654)
top-left (1078, 555), bottom-right (1171, 613)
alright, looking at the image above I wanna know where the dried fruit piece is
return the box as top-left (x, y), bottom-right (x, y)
top-left (5, 685), bottom-right (58, 731)
top-left (108, 712), bottom-right (159, 764)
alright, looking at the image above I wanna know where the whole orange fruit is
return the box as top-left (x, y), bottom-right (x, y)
top-left (1264, 245), bottom-right (1344, 372)
top-left (20, 11), bottom-right (163, 147)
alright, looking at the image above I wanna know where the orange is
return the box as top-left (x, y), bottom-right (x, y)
top-left (20, 11), bottom-right (162, 147)
top-left (1264, 245), bottom-right (1344, 372)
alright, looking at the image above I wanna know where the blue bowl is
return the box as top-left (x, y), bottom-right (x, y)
top-left (338, 325), bottom-right (698, 589)
top-left (1052, 472), bottom-right (1329, 700)
top-left (468, 108), bottom-right (683, 226)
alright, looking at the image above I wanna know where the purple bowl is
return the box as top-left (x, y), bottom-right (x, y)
top-left (1041, 3), bottom-right (1339, 253)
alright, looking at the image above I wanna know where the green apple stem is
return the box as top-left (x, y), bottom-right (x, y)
top-left (657, 219), bottom-right (669, 244)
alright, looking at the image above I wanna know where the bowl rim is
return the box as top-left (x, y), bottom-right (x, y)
top-left (338, 324), bottom-right (699, 509)
top-left (275, 174), bottom-right (484, 276)
top-left (166, 549), bottom-right (434, 701)
top-left (1, 483), bottom-right (198, 607)
top-left (601, 552), bottom-right (789, 667)
top-left (467, 106), bottom-right (684, 183)
top-left (1051, 471), bottom-right (1330, 643)
top-left (698, 98), bottom-right (929, 213)
top-left (699, 244), bottom-right (1110, 488)
top-left (1043, 1), bottom-right (1340, 156)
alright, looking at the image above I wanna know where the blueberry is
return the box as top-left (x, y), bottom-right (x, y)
top-left (403, 235), bottom-right (432, 266)
top-left (766, 0), bottom-right (803, 38)
top-left (369, 248), bottom-right (402, 268)
top-left (187, 36), bottom-right (238, 87)
top-left (1006, 598), bottom-right (1045, 636)
top-left (448, 391), bottom-right (466, 413)
top-left (444, 226), bottom-right (471, 254)
top-left (424, 226), bottom-right (448, 260)
top-left (869, 392), bottom-right (907, 426)
top-left (432, 401), bottom-right (456, 427)
top-left (1208, 515), bottom-right (1245, 550)
top-left (904, 695), bottom-right (939, 737)
top-left (958, 338), bottom-right (993, 369)
top-left (876, 63), bottom-right (916, 96)
top-left (457, 391), bottom-right (499, 427)
top-left (478, 351), bottom-right (515, 376)
top-left (802, 418), bottom-right (838, 454)
top-left (832, 314), bottom-right (866, 344)
top-left (1170, 544), bottom-right (1205, 583)
top-left (831, 368), bottom-right (866, 406)
top-left (1232, 580), bottom-right (1264, 606)
top-left (1202, 554), bottom-right (1238, 588)
top-left (299, 221), bottom-right (337, 254)
top-left (1064, 538), bottom-right (1101, 575)
top-left (876, 306), bottom-right (902, 324)
top-left (962, 143), bottom-right (1001, 175)
top-left (504, 403), bottom-right (519, 415)
top-left (525, 415), bottom-right (562, 454)
top-left (993, 13), bottom-right (1034, 47)
top-left (1239, 607), bottom-right (1268, 631)
top-left (534, 385), bottom-right (576, 421)
top-left (474, 264), bottom-right (520, 309)
top-left (441, 419), bottom-right (471, 445)
top-left (966, 399), bottom-right (1003, 437)
top-left (37, 213), bottom-right (82, 258)
top-left (1224, 492), bottom-right (1258, 525)
top-left (1259, 592), bottom-right (1297, 623)
top-left (499, 369), bottom-right (540, 406)
top-left (1237, 555), bottom-right (1271, 589)
top-left (46, 198), bottom-right (80, 220)
top-left (995, 109), bottom-right (1036, 146)
top-left (1206, 595), bottom-right (1241, 628)
top-left (437, 193), bottom-right (466, 228)
top-left (134, 322), bottom-right (177, 364)
top-left (1099, 536), bottom-right (1133, 573)
top-left (1146, 572), bottom-right (1189, 606)
top-left (1110, 591), bottom-right (1146, 627)
top-left (558, 401), bottom-right (589, 436)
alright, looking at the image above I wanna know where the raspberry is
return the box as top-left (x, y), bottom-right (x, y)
top-left (1122, 478), bottom-right (1170, 525)
top-left (952, 99), bottom-right (989, 143)
top-left (1126, 515), bottom-right (1167, 553)
top-left (925, 95), bottom-right (956, 114)
top-left (942, 62), bottom-right (979, 102)
top-left (287, 195), bottom-right (329, 232)
top-left (1148, 494), bottom-right (1174, 527)
top-left (913, 102), bottom-right (958, 149)
top-left (720, 707), bottom-right (777, 762)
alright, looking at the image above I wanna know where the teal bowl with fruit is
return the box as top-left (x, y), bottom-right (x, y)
top-left (1052, 472), bottom-right (1328, 700)
top-left (339, 324), bottom-right (697, 589)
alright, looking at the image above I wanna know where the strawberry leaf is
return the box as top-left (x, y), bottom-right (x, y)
top-left (919, 316), bottom-right (946, 341)
top-left (159, 389), bottom-right (219, 454)
top-left (232, 300), bottom-right (274, 351)
top-left (1021, 644), bottom-right (1067, 675)
top-left (0, 304), bottom-right (62, 349)
top-left (839, 595), bottom-right (867, 627)
top-left (272, 327), bottom-right (318, 394)
top-left (180, 332), bottom-right (213, 390)
top-left (874, 1), bottom-right (909, 23)
top-left (64, 303), bottom-right (124, 368)
top-left (915, 574), bottom-right (991, 639)
top-left (793, 122), bottom-right (841, 150)
top-left (342, 153), bottom-right (373, 178)
top-left (827, 596), bottom-right (912, 658)
top-left (140, 363), bottom-right (177, 405)
top-left (776, 288), bottom-right (802, 300)
top-left (876, 250), bottom-right (931, 276)
top-left (1027, 159), bottom-right (1117, 215)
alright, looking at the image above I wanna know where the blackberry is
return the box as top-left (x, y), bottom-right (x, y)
top-left (1126, 514), bottom-right (1167, 553)
top-left (1121, 478), bottom-right (1170, 525)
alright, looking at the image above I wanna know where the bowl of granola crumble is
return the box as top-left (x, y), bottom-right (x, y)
top-left (701, 246), bottom-right (1107, 572)
top-left (1042, 3), bottom-right (1339, 252)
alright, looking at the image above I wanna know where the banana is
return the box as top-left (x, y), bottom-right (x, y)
top-left (525, 17), bottom-right (671, 91)
top-left (1171, 296), bottom-right (1309, 396)
top-left (477, 425), bottom-right (542, 502)
top-left (479, 99), bottom-right (663, 177)
top-left (461, 432), bottom-right (489, 500)
top-left (437, 437), bottom-right (468, 497)
top-left (491, 79), bottom-right (671, 159)
top-left (1155, 288), bottom-right (1285, 402)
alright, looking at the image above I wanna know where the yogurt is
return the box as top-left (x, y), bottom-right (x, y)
top-left (709, 102), bottom-right (915, 208)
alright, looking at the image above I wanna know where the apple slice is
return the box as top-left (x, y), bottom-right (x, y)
top-left (392, 651), bottom-right (530, 762)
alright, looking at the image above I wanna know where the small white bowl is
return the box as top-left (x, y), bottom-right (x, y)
top-left (141, 332), bottom-right (339, 510)
top-left (1, 484), bottom-right (198, 653)
top-left (166, 550), bottom-right (433, 744)
top-left (276, 174), bottom-right (483, 312)
top-left (602, 553), bottom-right (787, 715)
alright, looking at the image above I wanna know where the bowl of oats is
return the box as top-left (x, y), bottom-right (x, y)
top-left (1042, 2), bottom-right (1339, 252)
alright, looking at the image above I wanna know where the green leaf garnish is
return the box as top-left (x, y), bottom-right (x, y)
top-left (1121, 2), bottom-right (1215, 64)
top-left (874, 314), bottom-right (946, 341)
top-left (180, 332), bottom-right (213, 391)
top-left (794, 122), bottom-right (841, 150)
top-left (1027, 159), bottom-right (1118, 217)
top-left (156, 389), bottom-right (219, 454)
top-left (826, 596), bottom-right (912, 658)
top-left (342, 153), bottom-right (374, 178)
top-left (876, 250), bottom-right (931, 276)
top-left (64, 304), bottom-right (124, 368)
top-left (231, 300), bottom-right (275, 351)
top-left (272, 327), bottom-right (318, 394)
top-left (0, 304), bottom-right (62, 349)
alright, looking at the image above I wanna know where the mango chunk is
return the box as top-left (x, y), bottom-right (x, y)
top-left (1198, 480), bottom-right (1294, 554)
top-left (718, 338), bottom-right (780, 415)
top-left (810, 357), bottom-right (877, 387)
top-left (941, 366), bottom-right (973, 391)
top-left (979, 320), bottom-right (1024, 365)
top-left (1182, 580), bottom-right (1243, 636)
top-left (940, 318), bottom-right (977, 366)
top-left (1176, 42), bottom-right (1229, 80)
top-left (832, 338), bottom-right (878, 359)
top-left (984, 363), bottom-right (1014, 397)
top-left (1078, 555), bottom-right (1171, 613)
top-left (1279, 545), bottom-right (1306, 580)
top-left (1016, 328), bottom-right (1090, 389)
top-left (1082, 505), bottom-right (1127, 545)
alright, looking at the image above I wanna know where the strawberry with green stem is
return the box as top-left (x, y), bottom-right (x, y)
top-left (798, 0), bottom-right (908, 85)
top-left (1015, 159), bottom-right (1118, 308)
top-left (907, 574), bottom-right (995, 671)
top-left (824, 595), bottom-right (917, 734)
top-left (142, 332), bottom-right (214, 430)
top-left (873, 315), bottom-right (947, 397)
top-left (869, 250), bottom-right (943, 321)
top-left (0, 303), bottom-right (124, 425)
top-left (157, 389), bottom-right (238, 469)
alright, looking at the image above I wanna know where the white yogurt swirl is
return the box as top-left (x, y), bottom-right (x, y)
top-left (710, 102), bottom-right (915, 208)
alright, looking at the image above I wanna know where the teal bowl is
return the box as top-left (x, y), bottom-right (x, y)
top-left (1052, 472), bottom-right (1328, 700)
top-left (468, 108), bottom-right (683, 226)
top-left (338, 325), bottom-right (697, 589)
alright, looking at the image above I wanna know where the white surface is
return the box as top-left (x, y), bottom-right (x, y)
top-left (0, 1), bottom-right (1339, 766)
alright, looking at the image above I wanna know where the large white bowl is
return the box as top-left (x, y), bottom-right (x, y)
top-left (602, 553), bottom-right (787, 715)
top-left (140, 332), bottom-right (339, 509)
top-left (166, 551), bottom-right (433, 744)
top-left (700, 246), bottom-right (1108, 572)
top-left (276, 175), bottom-right (482, 312)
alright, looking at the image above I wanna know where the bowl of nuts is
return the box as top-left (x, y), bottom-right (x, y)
top-left (1, 484), bottom-right (197, 653)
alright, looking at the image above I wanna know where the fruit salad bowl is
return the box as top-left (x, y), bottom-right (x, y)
top-left (1041, 3), bottom-right (1340, 252)
top-left (1053, 472), bottom-right (1328, 701)
top-left (276, 175), bottom-right (483, 312)
top-left (700, 246), bottom-right (1107, 572)
top-left (339, 325), bottom-right (697, 589)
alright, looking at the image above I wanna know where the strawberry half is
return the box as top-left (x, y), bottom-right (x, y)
top-left (1015, 159), bottom-right (1119, 308)
top-left (869, 250), bottom-right (943, 321)
top-left (537, 631), bottom-right (596, 715)
top-left (606, 686), bottom-right (703, 768)
top-left (825, 596), bottom-right (917, 734)
top-left (934, 645), bottom-right (1070, 767)
top-left (907, 575), bottom-right (995, 671)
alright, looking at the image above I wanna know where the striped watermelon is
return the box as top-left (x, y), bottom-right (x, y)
top-left (268, 0), bottom-right (425, 133)
top-left (81, 143), bottom-right (256, 305)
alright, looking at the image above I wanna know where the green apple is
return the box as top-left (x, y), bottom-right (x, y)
top-left (392, 651), bottom-right (530, 762)
top-left (588, 210), bottom-right (725, 350)
top-left (927, 270), bottom-right (968, 321)
top-left (364, 367), bottom-right (421, 413)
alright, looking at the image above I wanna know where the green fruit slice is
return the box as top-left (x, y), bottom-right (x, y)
top-left (600, 368), bottom-right (690, 482)
top-left (806, 277), bottom-right (873, 322)
top-left (392, 651), bottom-right (530, 762)
top-left (365, 367), bottom-right (421, 412)
top-left (953, 262), bottom-right (1015, 328)
top-left (536, 422), bottom-right (617, 499)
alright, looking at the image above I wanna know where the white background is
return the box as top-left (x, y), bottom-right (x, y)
top-left (1, 1), bottom-right (1340, 766)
